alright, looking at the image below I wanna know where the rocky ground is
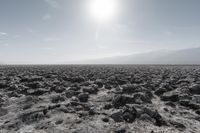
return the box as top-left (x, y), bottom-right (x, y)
top-left (0, 65), bottom-right (200, 133)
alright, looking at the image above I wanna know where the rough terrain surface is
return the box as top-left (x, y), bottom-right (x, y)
top-left (0, 65), bottom-right (200, 133)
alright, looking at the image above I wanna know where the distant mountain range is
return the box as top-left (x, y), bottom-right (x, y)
top-left (79, 47), bottom-right (200, 64)
top-left (2, 47), bottom-right (200, 65)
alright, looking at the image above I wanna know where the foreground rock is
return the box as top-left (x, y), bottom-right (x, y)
top-left (0, 65), bottom-right (200, 133)
top-left (189, 84), bottom-right (200, 94)
top-left (77, 93), bottom-right (89, 102)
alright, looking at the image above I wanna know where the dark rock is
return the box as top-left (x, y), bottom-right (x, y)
top-left (71, 96), bottom-right (79, 102)
top-left (110, 111), bottom-right (124, 122)
top-left (0, 80), bottom-right (7, 88)
top-left (179, 94), bottom-right (192, 101)
top-left (177, 79), bottom-right (190, 84)
top-left (51, 87), bottom-right (65, 93)
top-left (51, 95), bottom-right (65, 103)
top-left (20, 96), bottom-right (37, 110)
top-left (82, 86), bottom-right (98, 94)
top-left (7, 84), bottom-right (18, 91)
top-left (0, 97), bottom-right (5, 107)
top-left (65, 90), bottom-right (80, 98)
top-left (71, 76), bottom-right (85, 83)
top-left (78, 93), bottom-right (89, 102)
top-left (43, 109), bottom-right (48, 115)
top-left (103, 104), bottom-right (112, 110)
top-left (26, 81), bottom-right (43, 89)
top-left (2, 120), bottom-right (21, 130)
top-left (81, 81), bottom-right (93, 86)
top-left (169, 120), bottom-right (186, 130)
top-left (70, 101), bottom-right (86, 107)
top-left (159, 83), bottom-right (174, 92)
top-left (24, 96), bottom-right (35, 103)
top-left (0, 72), bottom-right (4, 77)
top-left (19, 111), bottom-right (45, 124)
top-left (69, 84), bottom-right (81, 91)
top-left (188, 102), bottom-right (200, 109)
top-left (18, 86), bottom-right (29, 95)
top-left (94, 79), bottom-right (104, 88)
top-left (88, 107), bottom-right (96, 115)
top-left (163, 107), bottom-right (169, 112)
top-left (123, 111), bottom-right (135, 123)
top-left (112, 93), bottom-right (151, 107)
top-left (110, 105), bottom-right (137, 123)
top-left (48, 104), bottom-right (61, 110)
top-left (165, 102), bottom-right (176, 108)
top-left (144, 108), bottom-right (167, 126)
top-left (21, 76), bottom-right (43, 82)
top-left (22, 103), bottom-right (33, 110)
top-left (35, 121), bottom-right (52, 130)
top-left (192, 95), bottom-right (200, 104)
top-left (145, 91), bottom-right (154, 100)
top-left (115, 127), bottom-right (126, 133)
top-left (77, 110), bottom-right (88, 117)
top-left (121, 84), bottom-right (140, 93)
top-left (57, 106), bottom-right (70, 113)
top-left (0, 108), bottom-right (8, 117)
top-left (102, 117), bottom-right (109, 122)
top-left (139, 113), bottom-right (155, 123)
top-left (114, 86), bottom-right (122, 93)
top-left (132, 92), bottom-right (152, 104)
top-left (195, 109), bottom-right (200, 115)
top-left (155, 88), bottom-right (167, 96)
top-left (189, 84), bottom-right (200, 94)
top-left (179, 100), bottom-right (200, 109)
top-left (179, 100), bottom-right (190, 107)
top-left (53, 79), bottom-right (60, 85)
top-left (195, 116), bottom-right (200, 122)
top-left (112, 95), bottom-right (133, 108)
top-left (170, 110), bottom-right (176, 115)
top-left (122, 106), bottom-right (137, 123)
top-left (161, 94), bottom-right (179, 102)
top-left (55, 119), bottom-right (63, 125)
top-left (104, 83), bottom-right (112, 90)
top-left (117, 79), bottom-right (128, 85)
top-left (7, 91), bottom-right (20, 98)
top-left (153, 113), bottom-right (167, 126)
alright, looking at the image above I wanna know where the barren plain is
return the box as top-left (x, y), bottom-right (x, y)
top-left (0, 65), bottom-right (200, 133)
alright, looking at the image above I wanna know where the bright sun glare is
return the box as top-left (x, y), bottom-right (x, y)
top-left (89, 0), bottom-right (117, 22)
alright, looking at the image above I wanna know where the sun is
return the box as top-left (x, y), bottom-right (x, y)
top-left (89, 0), bottom-right (117, 22)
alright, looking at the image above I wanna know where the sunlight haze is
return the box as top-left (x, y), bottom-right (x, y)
top-left (0, 0), bottom-right (200, 64)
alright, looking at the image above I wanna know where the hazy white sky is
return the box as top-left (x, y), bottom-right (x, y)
top-left (0, 0), bottom-right (200, 64)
